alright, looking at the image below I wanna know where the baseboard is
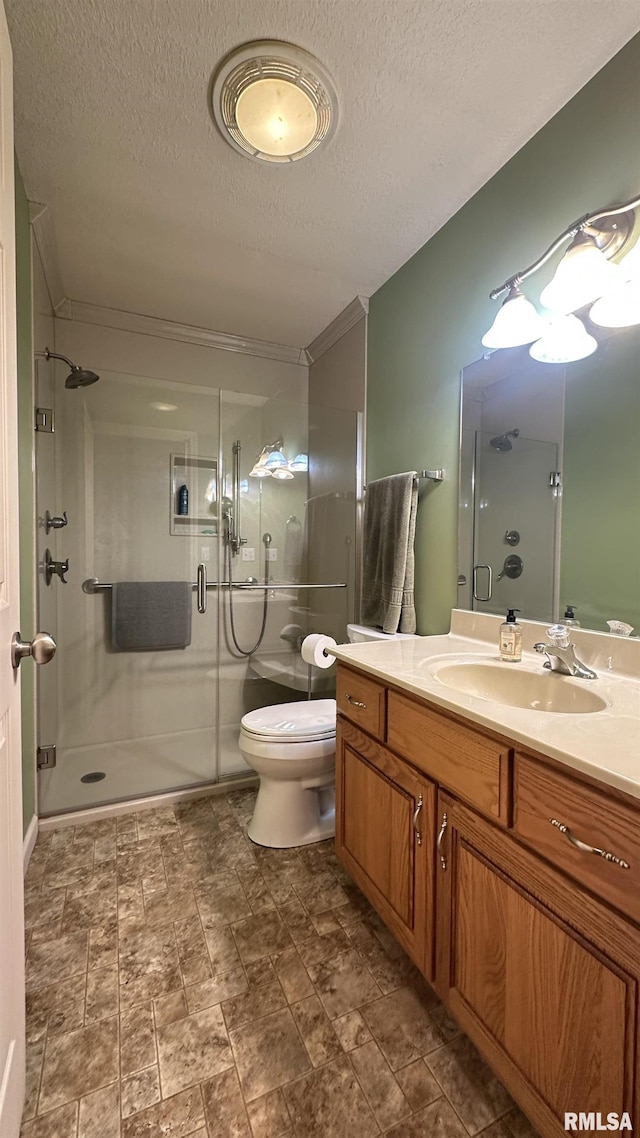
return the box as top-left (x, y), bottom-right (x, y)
top-left (23, 814), bottom-right (39, 875)
top-left (37, 774), bottom-right (257, 832)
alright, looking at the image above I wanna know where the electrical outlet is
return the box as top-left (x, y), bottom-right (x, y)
top-left (266, 548), bottom-right (278, 561)
top-left (200, 547), bottom-right (211, 561)
top-left (242, 547), bottom-right (256, 561)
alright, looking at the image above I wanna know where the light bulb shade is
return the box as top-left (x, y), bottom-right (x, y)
top-left (289, 453), bottom-right (308, 471)
top-left (211, 41), bottom-right (338, 164)
top-left (529, 315), bottom-right (598, 364)
top-left (264, 449), bottom-right (288, 469)
top-left (589, 281), bottom-right (640, 328)
top-left (249, 464), bottom-right (272, 477)
top-left (482, 288), bottom-right (545, 349)
top-left (271, 466), bottom-right (294, 480)
top-left (539, 233), bottom-right (623, 314)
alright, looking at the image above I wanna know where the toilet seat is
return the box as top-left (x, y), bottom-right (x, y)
top-left (241, 698), bottom-right (336, 744)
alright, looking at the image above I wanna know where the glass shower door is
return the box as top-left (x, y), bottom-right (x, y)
top-left (35, 361), bottom-right (222, 815)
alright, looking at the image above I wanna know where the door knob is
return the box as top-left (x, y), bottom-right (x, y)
top-left (11, 631), bottom-right (57, 669)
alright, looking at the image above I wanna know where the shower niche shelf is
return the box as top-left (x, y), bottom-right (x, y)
top-left (170, 454), bottom-right (218, 536)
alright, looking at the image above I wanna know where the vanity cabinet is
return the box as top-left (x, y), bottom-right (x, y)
top-left (335, 717), bottom-right (436, 979)
top-left (335, 661), bottom-right (640, 1138)
top-left (436, 792), bottom-right (638, 1136)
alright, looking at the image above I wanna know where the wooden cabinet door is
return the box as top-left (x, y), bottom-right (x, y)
top-left (336, 716), bottom-right (436, 979)
top-left (436, 793), bottom-right (639, 1138)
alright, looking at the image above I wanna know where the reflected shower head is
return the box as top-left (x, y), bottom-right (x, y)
top-left (43, 348), bottom-right (100, 388)
top-left (490, 428), bottom-right (519, 452)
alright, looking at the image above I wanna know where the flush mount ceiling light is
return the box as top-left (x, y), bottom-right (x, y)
top-left (211, 40), bottom-right (338, 163)
top-left (482, 193), bottom-right (640, 355)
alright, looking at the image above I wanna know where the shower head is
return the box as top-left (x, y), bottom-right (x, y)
top-left (43, 348), bottom-right (100, 388)
top-left (490, 428), bottom-right (519, 452)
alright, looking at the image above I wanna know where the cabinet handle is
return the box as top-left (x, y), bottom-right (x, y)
top-left (345, 694), bottom-right (367, 709)
top-left (548, 818), bottom-right (630, 869)
top-left (437, 811), bottom-right (448, 870)
top-left (413, 794), bottom-right (423, 846)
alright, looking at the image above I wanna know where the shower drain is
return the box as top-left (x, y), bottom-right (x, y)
top-left (80, 771), bottom-right (106, 784)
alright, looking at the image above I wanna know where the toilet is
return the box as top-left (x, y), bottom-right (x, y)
top-left (238, 623), bottom-right (420, 848)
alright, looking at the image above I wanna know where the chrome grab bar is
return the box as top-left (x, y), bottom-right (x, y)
top-left (82, 578), bottom-right (347, 594)
top-left (197, 563), bottom-right (207, 614)
top-left (472, 564), bottom-right (492, 602)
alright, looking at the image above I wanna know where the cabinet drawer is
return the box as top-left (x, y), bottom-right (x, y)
top-left (514, 754), bottom-right (640, 924)
top-left (387, 690), bottom-right (510, 821)
top-left (336, 666), bottom-right (386, 740)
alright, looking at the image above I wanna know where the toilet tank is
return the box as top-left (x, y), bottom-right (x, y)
top-left (346, 623), bottom-right (420, 643)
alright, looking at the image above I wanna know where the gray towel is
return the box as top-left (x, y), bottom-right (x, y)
top-left (112, 581), bottom-right (192, 651)
top-left (361, 473), bottom-right (418, 634)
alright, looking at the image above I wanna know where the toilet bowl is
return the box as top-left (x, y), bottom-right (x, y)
top-left (240, 625), bottom-right (421, 849)
top-left (239, 699), bottom-right (337, 848)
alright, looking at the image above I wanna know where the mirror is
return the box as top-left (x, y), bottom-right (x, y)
top-left (458, 323), bottom-right (640, 635)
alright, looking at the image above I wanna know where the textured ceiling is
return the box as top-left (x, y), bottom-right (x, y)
top-left (7, 0), bottom-right (640, 347)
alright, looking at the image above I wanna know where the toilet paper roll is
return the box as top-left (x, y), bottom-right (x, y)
top-left (301, 633), bottom-right (337, 669)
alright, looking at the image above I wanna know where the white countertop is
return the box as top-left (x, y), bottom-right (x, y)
top-left (329, 616), bottom-right (640, 801)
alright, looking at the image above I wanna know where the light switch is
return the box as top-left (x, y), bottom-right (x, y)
top-left (200, 547), bottom-right (211, 561)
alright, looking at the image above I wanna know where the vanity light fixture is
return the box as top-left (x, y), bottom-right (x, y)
top-left (529, 314), bottom-right (598, 364)
top-left (289, 453), bottom-right (308, 472)
top-left (211, 41), bottom-right (338, 163)
top-left (483, 192), bottom-right (640, 357)
top-left (590, 236), bottom-right (640, 328)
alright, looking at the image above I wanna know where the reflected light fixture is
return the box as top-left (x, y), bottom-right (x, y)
top-left (483, 192), bottom-right (640, 357)
top-left (529, 315), bottom-right (597, 364)
top-left (289, 453), bottom-right (308, 472)
top-left (211, 41), bottom-right (338, 163)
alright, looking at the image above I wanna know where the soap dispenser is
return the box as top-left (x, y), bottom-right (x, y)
top-left (562, 604), bottom-right (580, 628)
top-left (499, 609), bottom-right (522, 663)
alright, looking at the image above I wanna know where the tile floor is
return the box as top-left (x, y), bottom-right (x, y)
top-left (21, 789), bottom-right (539, 1138)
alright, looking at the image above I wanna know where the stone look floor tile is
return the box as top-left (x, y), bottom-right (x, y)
top-left (272, 947), bottom-right (315, 1004)
top-left (120, 1002), bottom-right (156, 1076)
top-left (232, 911), bottom-right (293, 964)
top-left (291, 994), bottom-right (342, 1067)
top-left (362, 987), bottom-right (443, 1070)
top-left (121, 1064), bottom-right (161, 1118)
top-left (246, 1088), bottom-right (292, 1138)
top-left (426, 1035), bottom-right (515, 1135)
top-left (157, 1004), bottom-right (234, 1098)
top-left (23, 792), bottom-right (533, 1138)
top-left (385, 1096), bottom-right (470, 1138)
top-left (230, 1007), bottom-right (312, 1103)
top-left (121, 1086), bottom-right (205, 1138)
top-left (20, 1101), bottom-right (79, 1138)
top-left (332, 1009), bottom-right (373, 1052)
top-left (307, 948), bottom-right (381, 1020)
top-left (38, 1016), bottom-right (119, 1114)
top-left (202, 1067), bottom-right (251, 1137)
top-left (222, 979), bottom-right (287, 1032)
top-left (78, 1081), bottom-right (120, 1138)
top-left (350, 1039), bottom-right (412, 1129)
top-left (283, 1054), bottom-right (378, 1138)
top-left (395, 1058), bottom-right (443, 1111)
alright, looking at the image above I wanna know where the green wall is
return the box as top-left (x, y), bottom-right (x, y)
top-left (15, 161), bottom-right (36, 834)
top-left (367, 35), bottom-right (640, 634)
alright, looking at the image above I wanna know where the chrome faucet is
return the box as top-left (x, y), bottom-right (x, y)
top-left (533, 628), bottom-right (597, 680)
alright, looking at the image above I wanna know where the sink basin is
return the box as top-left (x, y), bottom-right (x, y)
top-left (432, 661), bottom-right (607, 714)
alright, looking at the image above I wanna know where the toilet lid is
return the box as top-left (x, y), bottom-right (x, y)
top-left (241, 698), bottom-right (336, 741)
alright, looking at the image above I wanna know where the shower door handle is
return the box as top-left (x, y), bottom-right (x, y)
top-left (472, 564), bottom-right (492, 602)
top-left (197, 563), bottom-right (207, 614)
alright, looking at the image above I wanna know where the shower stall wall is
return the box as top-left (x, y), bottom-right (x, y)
top-left (35, 357), bottom-right (359, 816)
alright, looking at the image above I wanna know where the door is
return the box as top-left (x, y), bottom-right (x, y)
top-left (436, 794), bottom-right (638, 1137)
top-left (336, 717), bottom-right (436, 978)
top-left (0, 3), bottom-right (26, 1134)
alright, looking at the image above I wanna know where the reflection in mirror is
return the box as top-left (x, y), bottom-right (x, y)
top-left (459, 324), bottom-right (640, 635)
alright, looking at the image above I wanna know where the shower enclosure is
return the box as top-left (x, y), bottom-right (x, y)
top-left (35, 357), bottom-right (359, 816)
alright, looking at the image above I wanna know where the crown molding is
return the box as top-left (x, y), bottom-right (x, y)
top-left (29, 201), bottom-right (66, 313)
top-left (306, 296), bottom-right (369, 364)
top-left (54, 299), bottom-right (308, 366)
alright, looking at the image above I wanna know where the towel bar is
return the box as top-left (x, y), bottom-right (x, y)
top-left (82, 578), bottom-right (346, 594)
